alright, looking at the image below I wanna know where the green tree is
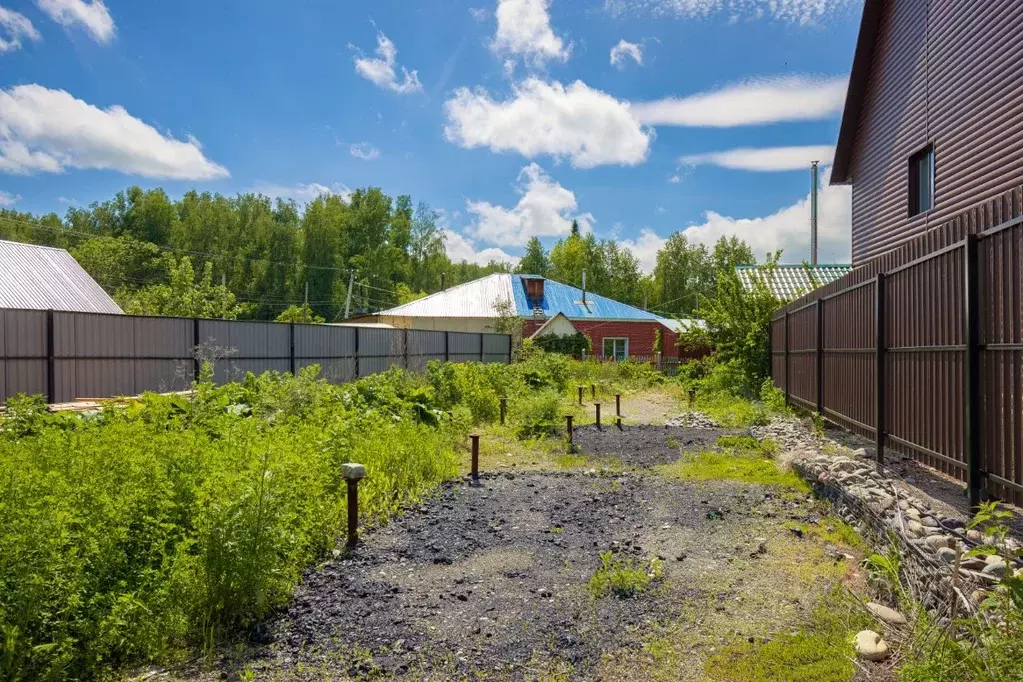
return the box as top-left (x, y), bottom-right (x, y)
top-left (275, 303), bottom-right (325, 324)
top-left (516, 237), bottom-right (551, 276)
top-left (119, 256), bottom-right (251, 319)
top-left (71, 236), bottom-right (166, 292)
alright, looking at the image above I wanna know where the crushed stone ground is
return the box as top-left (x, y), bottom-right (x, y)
top-left (571, 424), bottom-right (746, 467)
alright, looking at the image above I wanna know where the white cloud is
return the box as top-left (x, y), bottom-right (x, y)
top-left (444, 77), bottom-right (652, 168)
top-left (0, 189), bottom-right (19, 206)
top-left (680, 144), bottom-right (833, 172)
top-left (492, 0), bottom-right (571, 69)
top-left (683, 167), bottom-right (850, 262)
top-left (352, 32), bottom-right (423, 94)
top-left (668, 174), bottom-right (681, 183)
top-left (0, 84), bottom-right (228, 179)
top-left (0, 7), bottom-right (41, 53)
top-left (349, 142), bottom-right (380, 161)
top-left (610, 39), bottom-right (642, 67)
top-left (631, 75), bottom-right (847, 127)
top-left (35, 0), bottom-right (114, 44)
top-left (467, 162), bottom-right (593, 248)
top-left (619, 229), bottom-right (667, 273)
top-left (253, 182), bottom-right (352, 204)
top-left (469, 7), bottom-right (490, 21)
top-left (605, 0), bottom-right (857, 25)
top-left (443, 229), bottom-right (517, 266)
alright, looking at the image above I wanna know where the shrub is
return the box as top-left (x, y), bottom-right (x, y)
top-left (511, 388), bottom-right (562, 439)
top-left (531, 332), bottom-right (591, 356)
top-left (588, 551), bottom-right (663, 599)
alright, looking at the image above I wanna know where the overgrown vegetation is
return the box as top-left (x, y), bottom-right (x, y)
top-left (588, 551), bottom-right (663, 599)
top-left (0, 352), bottom-right (658, 681)
top-left (656, 438), bottom-right (807, 491)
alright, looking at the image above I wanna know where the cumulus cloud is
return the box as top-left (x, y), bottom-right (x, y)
top-left (444, 78), bottom-right (652, 168)
top-left (352, 32), bottom-right (423, 94)
top-left (605, 0), bottom-right (857, 25)
top-left (349, 142), bottom-right (380, 161)
top-left (492, 0), bottom-right (571, 68)
top-left (36, 0), bottom-right (114, 44)
top-left (0, 7), bottom-right (41, 53)
top-left (467, 163), bottom-right (593, 248)
top-left (469, 7), bottom-right (490, 21)
top-left (610, 39), bottom-right (642, 67)
top-left (0, 189), bottom-right (19, 206)
top-left (619, 228), bottom-right (667, 272)
top-left (0, 84), bottom-right (228, 179)
top-left (631, 75), bottom-right (847, 127)
top-left (443, 229), bottom-right (517, 266)
top-left (680, 144), bottom-right (833, 172)
top-left (253, 182), bottom-right (352, 204)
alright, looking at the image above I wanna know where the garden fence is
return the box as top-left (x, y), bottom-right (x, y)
top-left (0, 309), bottom-right (511, 405)
top-left (772, 185), bottom-right (1023, 507)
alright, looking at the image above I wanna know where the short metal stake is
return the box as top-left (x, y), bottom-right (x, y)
top-left (578, 385), bottom-right (584, 405)
top-left (615, 393), bottom-right (621, 416)
top-left (687, 388), bottom-right (696, 409)
top-left (595, 402), bottom-right (601, 431)
top-left (470, 433), bottom-right (480, 485)
top-left (341, 463), bottom-right (366, 550)
top-left (566, 415), bottom-right (574, 444)
top-left (616, 417), bottom-right (622, 431)
top-left (500, 397), bottom-right (507, 425)
top-left (591, 383), bottom-right (596, 399)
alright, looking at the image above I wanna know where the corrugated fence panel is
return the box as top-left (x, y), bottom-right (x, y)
top-left (3, 309), bottom-right (47, 403)
top-left (134, 316), bottom-right (193, 395)
top-left (482, 333), bottom-right (511, 363)
top-left (787, 304), bottom-right (818, 409)
top-left (822, 281), bottom-right (876, 439)
top-left (295, 324), bottom-right (356, 359)
top-left (449, 331), bottom-right (482, 363)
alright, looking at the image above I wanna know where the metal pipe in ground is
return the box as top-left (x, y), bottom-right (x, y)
top-left (595, 402), bottom-right (601, 430)
top-left (341, 463), bottom-right (366, 550)
top-left (500, 397), bottom-right (507, 425)
top-left (565, 415), bottom-right (574, 445)
top-left (616, 416), bottom-right (622, 431)
top-left (615, 393), bottom-right (621, 416)
top-left (591, 383), bottom-right (596, 399)
top-left (470, 433), bottom-right (480, 485)
top-left (577, 385), bottom-right (584, 405)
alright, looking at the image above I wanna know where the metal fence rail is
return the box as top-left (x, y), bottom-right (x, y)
top-left (0, 309), bottom-right (512, 404)
top-left (772, 185), bottom-right (1023, 507)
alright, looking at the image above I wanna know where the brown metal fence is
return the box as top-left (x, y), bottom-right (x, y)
top-left (0, 309), bottom-right (512, 405)
top-left (773, 185), bottom-right (1023, 507)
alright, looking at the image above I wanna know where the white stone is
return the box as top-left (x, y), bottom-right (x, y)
top-left (866, 602), bottom-right (907, 625)
top-left (936, 547), bottom-right (958, 564)
top-left (854, 630), bottom-right (890, 661)
top-left (341, 463), bottom-right (367, 480)
top-left (907, 520), bottom-right (925, 536)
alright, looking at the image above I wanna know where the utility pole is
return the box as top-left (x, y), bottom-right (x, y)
top-left (810, 160), bottom-right (819, 266)
top-left (304, 280), bottom-right (309, 306)
top-left (343, 271), bottom-right (354, 320)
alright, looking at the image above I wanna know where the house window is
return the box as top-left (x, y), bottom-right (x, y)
top-left (603, 337), bottom-right (628, 361)
top-left (908, 145), bottom-right (935, 217)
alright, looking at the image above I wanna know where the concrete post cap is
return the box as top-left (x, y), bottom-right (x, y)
top-left (341, 463), bottom-right (366, 480)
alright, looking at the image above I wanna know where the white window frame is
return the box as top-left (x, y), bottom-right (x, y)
top-left (602, 337), bottom-right (629, 361)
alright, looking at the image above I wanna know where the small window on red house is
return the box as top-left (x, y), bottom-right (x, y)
top-left (602, 337), bottom-right (628, 361)
top-left (908, 145), bottom-right (934, 217)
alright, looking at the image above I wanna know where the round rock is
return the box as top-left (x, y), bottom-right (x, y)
top-left (866, 602), bottom-right (907, 625)
top-left (854, 630), bottom-right (890, 661)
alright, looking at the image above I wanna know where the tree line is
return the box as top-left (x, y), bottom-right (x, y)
top-left (0, 185), bottom-right (761, 321)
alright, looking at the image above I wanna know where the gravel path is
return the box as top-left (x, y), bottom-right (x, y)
top-left (571, 424), bottom-right (746, 467)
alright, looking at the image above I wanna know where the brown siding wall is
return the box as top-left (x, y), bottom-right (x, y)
top-left (849, 0), bottom-right (1023, 265)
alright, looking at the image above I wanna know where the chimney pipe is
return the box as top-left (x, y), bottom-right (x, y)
top-left (810, 161), bottom-right (819, 266)
top-left (581, 270), bottom-right (587, 306)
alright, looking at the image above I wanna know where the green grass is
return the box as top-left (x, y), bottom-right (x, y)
top-left (656, 449), bottom-right (810, 491)
top-left (588, 551), bottom-right (663, 599)
top-left (703, 591), bottom-right (872, 682)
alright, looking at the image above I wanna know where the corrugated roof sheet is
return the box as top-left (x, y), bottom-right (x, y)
top-left (735, 264), bottom-right (853, 301)
top-left (0, 239), bottom-right (124, 314)
top-left (377, 274), bottom-right (661, 321)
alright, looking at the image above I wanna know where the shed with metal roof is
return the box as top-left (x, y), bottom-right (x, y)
top-left (0, 239), bottom-right (123, 314)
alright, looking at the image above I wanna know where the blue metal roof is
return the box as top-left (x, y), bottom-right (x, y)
top-left (510, 275), bottom-right (660, 320)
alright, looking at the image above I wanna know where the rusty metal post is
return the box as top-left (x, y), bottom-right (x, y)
top-left (595, 402), bottom-right (601, 430)
top-left (590, 383), bottom-right (596, 399)
top-left (964, 235), bottom-right (982, 509)
top-left (341, 463), bottom-right (366, 550)
top-left (565, 415), bottom-right (574, 444)
top-left (578, 385), bottom-right (584, 405)
top-left (615, 393), bottom-right (621, 416)
top-left (616, 416), bottom-right (622, 431)
top-left (470, 433), bottom-right (480, 485)
top-left (875, 273), bottom-right (886, 465)
top-left (687, 388), bottom-right (696, 409)
top-left (500, 397), bottom-right (507, 425)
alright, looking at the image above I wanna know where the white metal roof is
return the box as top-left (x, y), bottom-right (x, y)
top-left (657, 317), bottom-right (707, 333)
top-left (0, 239), bottom-right (124, 314)
top-left (378, 273), bottom-right (516, 318)
top-left (735, 264), bottom-right (853, 301)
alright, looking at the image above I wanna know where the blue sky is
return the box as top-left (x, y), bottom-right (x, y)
top-left (0, 0), bottom-right (863, 269)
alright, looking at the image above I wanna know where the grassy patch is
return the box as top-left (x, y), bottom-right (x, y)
top-left (588, 551), bottom-right (663, 599)
top-left (703, 590), bottom-right (872, 682)
top-left (656, 449), bottom-right (810, 491)
top-left (783, 517), bottom-right (867, 552)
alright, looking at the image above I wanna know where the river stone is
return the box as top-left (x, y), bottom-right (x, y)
top-left (866, 603), bottom-right (907, 625)
top-left (907, 520), bottom-right (925, 536)
top-left (854, 630), bottom-right (890, 661)
top-left (936, 547), bottom-right (958, 564)
top-left (924, 535), bottom-right (952, 551)
top-left (982, 560), bottom-right (1008, 578)
top-left (905, 508), bottom-right (921, 521)
top-left (921, 516), bottom-right (940, 528)
top-left (966, 529), bottom-right (983, 542)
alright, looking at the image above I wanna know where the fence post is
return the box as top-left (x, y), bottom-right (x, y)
top-left (192, 317), bottom-right (200, 381)
top-left (403, 329), bottom-right (409, 369)
top-left (875, 274), bottom-right (886, 465)
top-left (444, 331), bottom-right (450, 363)
top-left (783, 310), bottom-right (790, 405)
top-left (816, 299), bottom-right (824, 415)
top-left (768, 317), bottom-right (773, 385)
top-left (289, 322), bottom-right (296, 376)
top-left (480, 334), bottom-right (485, 363)
top-left (964, 235), bottom-right (982, 508)
top-left (354, 327), bottom-right (360, 380)
top-left (45, 309), bottom-right (55, 404)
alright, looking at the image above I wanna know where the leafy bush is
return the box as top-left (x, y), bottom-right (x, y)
top-left (531, 332), bottom-right (591, 356)
top-left (511, 388), bottom-right (562, 439)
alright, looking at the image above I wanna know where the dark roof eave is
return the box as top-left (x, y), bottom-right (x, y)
top-left (831, 0), bottom-right (884, 186)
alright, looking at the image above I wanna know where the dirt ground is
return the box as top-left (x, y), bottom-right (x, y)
top-left (181, 392), bottom-right (877, 682)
